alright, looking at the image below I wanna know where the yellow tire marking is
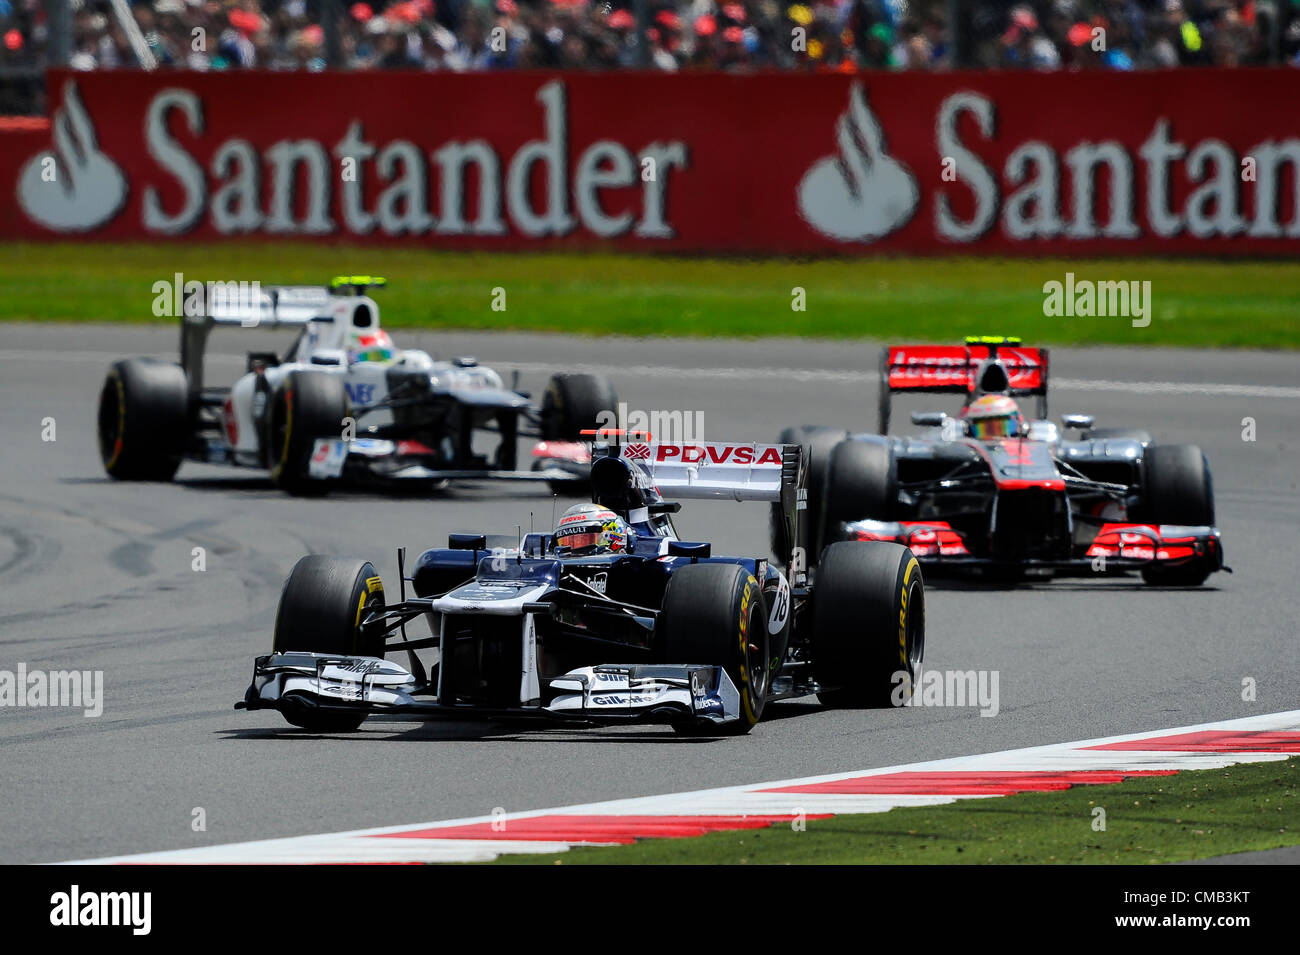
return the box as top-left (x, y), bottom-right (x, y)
top-left (737, 575), bottom-right (759, 725)
top-left (352, 587), bottom-right (371, 655)
top-left (897, 556), bottom-right (920, 667)
top-left (273, 389), bottom-right (294, 480)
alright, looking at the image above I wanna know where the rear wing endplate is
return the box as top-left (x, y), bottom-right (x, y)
top-left (179, 285), bottom-right (334, 393)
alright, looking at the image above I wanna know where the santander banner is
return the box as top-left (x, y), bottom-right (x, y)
top-left (4, 68), bottom-right (1299, 255)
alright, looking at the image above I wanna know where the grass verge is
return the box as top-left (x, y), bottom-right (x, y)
top-left (487, 757), bottom-right (1299, 864)
top-left (3, 243), bottom-right (1298, 348)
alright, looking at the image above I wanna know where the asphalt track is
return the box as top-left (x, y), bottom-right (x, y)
top-left (0, 325), bottom-right (1296, 864)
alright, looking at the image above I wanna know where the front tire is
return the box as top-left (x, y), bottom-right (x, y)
top-left (266, 371), bottom-right (349, 496)
top-left (1137, 444), bottom-right (1216, 586)
top-left (541, 373), bottom-right (618, 441)
top-left (812, 541), bottom-right (923, 708)
top-left (272, 556), bottom-right (386, 731)
top-left (97, 358), bottom-right (189, 481)
top-left (821, 439), bottom-right (899, 552)
top-left (770, 425), bottom-right (847, 570)
top-left (658, 562), bottom-right (769, 735)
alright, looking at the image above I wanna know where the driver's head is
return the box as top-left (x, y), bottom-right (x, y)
top-left (555, 503), bottom-right (631, 556)
top-left (962, 394), bottom-right (1023, 439)
top-left (348, 329), bottom-right (396, 364)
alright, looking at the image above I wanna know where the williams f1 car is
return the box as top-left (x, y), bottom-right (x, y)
top-left (97, 276), bottom-right (614, 494)
top-left (237, 439), bottom-right (926, 735)
top-left (779, 337), bottom-right (1225, 586)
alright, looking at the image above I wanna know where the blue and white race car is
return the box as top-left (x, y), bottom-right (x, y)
top-left (238, 439), bottom-right (925, 735)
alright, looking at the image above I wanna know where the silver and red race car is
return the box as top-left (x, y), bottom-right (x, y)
top-left (779, 337), bottom-right (1226, 586)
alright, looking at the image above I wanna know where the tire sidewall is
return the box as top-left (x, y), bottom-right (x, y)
top-left (822, 439), bottom-right (897, 553)
top-left (273, 556), bottom-right (386, 657)
top-left (813, 541), bottom-right (923, 708)
top-left (268, 372), bottom-right (348, 492)
top-left (659, 563), bottom-right (770, 731)
top-left (98, 359), bottom-right (188, 480)
top-left (542, 373), bottom-right (617, 441)
top-left (1140, 444), bottom-right (1214, 526)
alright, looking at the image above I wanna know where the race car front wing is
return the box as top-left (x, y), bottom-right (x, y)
top-left (844, 519), bottom-right (1226, 576)
top-left (236, 652), bottom-right (742, 728)
top-left (306, 437), bottom-right (580, 484)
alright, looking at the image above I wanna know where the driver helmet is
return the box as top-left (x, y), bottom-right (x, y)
top-left (962, 394), bottom-right (1023, 439)
top-left (348, 329), bottom-right (397, 364)
top-left (555, 503), bottom-right (632, 556)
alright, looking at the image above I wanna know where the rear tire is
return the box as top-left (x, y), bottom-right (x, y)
top-left (821, 440), bottom-right (898, 552)
top-left (266, 372), bottom-right (349, 496)
top-left (541, 373), bottom-right (618, 441)
top-left (658, 562), bottom-right (769, 735)
top-left (97, 358), bottom-right (189, 481)
top-left (770, 426), bottom-right (847, 569)
top-left (272, 556), bottom-right (386, 731)
top-left (813, 541), bottom-right (923, 709)
top-left (1137, 444), bottom-right (1216, 586)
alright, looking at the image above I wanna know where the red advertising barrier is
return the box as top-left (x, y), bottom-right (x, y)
top-left (3, 68), bottom-right (1299, 255)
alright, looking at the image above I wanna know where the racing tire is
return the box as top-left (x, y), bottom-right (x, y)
top-left (658, 562), bottom-right (769, 736)
top-left (532, 459), bottom-right (590, 497)
top-left (97, 358), bottom-right (189, 481)
top-left (769, 426), bottom-right (848, 570)
top-left (1084, 427), bottom-right (1153, 445)
top-left (812, 541), bottom-right (924, 709)
top-left (272, 556), bottom-right (386, 732)
top-left (1137, 444), bottom-right (1216, 586)
top-left (266, 371), bottom-right (349, 496)
top-left (821, 440), bottom-right (898, 556)
top-left (541, 373), bottom-right (618, 441)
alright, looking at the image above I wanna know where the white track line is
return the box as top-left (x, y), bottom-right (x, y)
top-left (3, 349), bottom-right (1297, 400)
top-left (59, 709), bottom-right (1300, 864)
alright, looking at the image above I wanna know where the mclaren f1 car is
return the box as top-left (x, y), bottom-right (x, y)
top-left (778, 337), bottom-right (1225, 586)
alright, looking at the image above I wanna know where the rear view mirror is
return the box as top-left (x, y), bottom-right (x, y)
top-left (1061, 414), bottom-right (1095, 430)
top-left (911, 411), bottom-right (946, 427)
top-left (667, 541), bottom-right (711, 559)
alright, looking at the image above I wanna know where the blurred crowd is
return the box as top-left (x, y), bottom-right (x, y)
top-left (0, 0), bottom-right (1295, 77)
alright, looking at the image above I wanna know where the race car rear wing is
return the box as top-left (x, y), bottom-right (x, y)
top-left (617, 441), bottom-right (792, 502)
top-left (179, 284), bottom-right (335, 393)
top-left (879, 338), bottom-right (1049, 433)
top-left (591, 441), bottom-right (807, 574)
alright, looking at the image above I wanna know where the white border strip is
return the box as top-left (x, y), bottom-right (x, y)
top-left (59, 709), bottom-right (1300, 865)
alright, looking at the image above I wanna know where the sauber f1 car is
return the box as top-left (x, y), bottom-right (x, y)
top-left (780, 337), bottom-right (1226, 586)
top-left (237, 439), bottom-right (926, 735)
top-left (97, 276), bottom-right (614, 494)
